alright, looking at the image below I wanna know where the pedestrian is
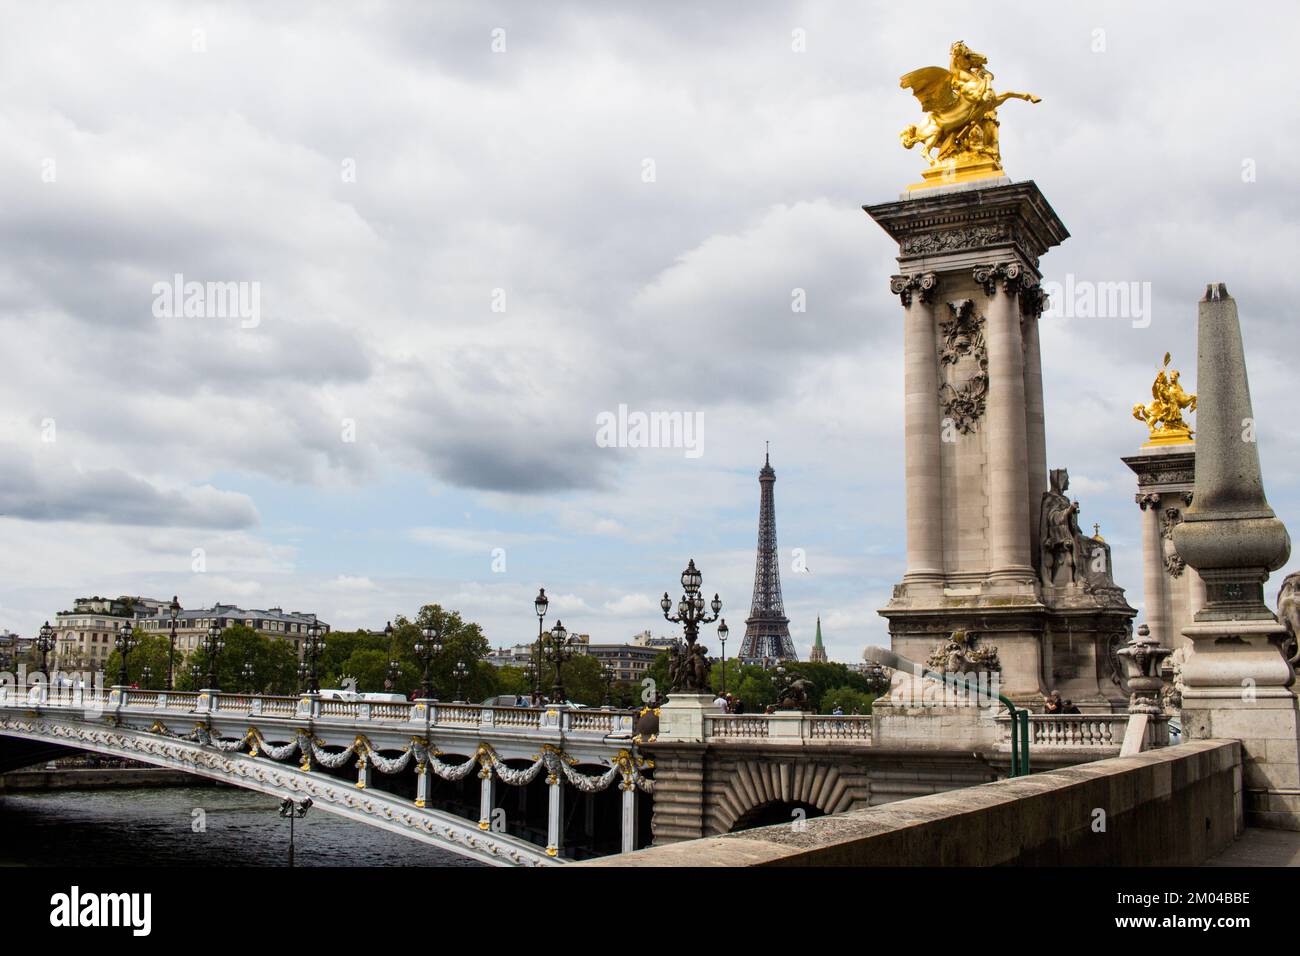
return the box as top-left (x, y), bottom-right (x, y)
top-left (1043, 690), bottom-right (1063, 714)
top-left (712, 690), bottom-right (728, 713)
top-left (832, 703), bottom-right (844, 716)
top-left (1063, 699), bottom-right (1081, 715)
top-left (733, 697), bottom-right (745, 715)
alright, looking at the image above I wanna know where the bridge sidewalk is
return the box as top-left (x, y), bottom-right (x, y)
top-left (1203, 828), bottom-right (1300, 867)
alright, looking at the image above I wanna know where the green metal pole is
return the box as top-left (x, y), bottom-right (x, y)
top-left (999, 695), bottom-right (1019, 776)
top-left (1020, 709), bottom-right (1030, 775)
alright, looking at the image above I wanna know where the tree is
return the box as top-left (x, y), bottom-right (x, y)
top-left (103, 634), bottom-right (172, 688)
top-left (733, 665), bottom-right (776, 711)
top-left (176, 625), bottom-right (298, 694)
top-left (494, 665), bottom-right (532, 698)
top-left (549, 654), bottom-right (605, 706)
top-left (819, 686), bottom-right (879, 714)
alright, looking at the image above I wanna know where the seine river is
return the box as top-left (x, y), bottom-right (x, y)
top-left (0, 786), bottom-right (480, 867)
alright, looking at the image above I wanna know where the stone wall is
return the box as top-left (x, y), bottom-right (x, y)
top-left (586, 739), bottom-right (1241, 866)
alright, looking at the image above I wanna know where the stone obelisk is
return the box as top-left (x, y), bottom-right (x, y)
top-left (1172, 284), bottom-right (1297, 829)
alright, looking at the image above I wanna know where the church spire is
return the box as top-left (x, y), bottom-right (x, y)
top-left (810, 615), bottom-right (827, 662)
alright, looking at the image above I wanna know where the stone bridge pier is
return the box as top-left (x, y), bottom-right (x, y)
top-left (646, 740), bottom-right (999, 844)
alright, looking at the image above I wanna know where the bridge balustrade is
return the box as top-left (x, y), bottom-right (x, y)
top-left (996, 713), bottom-right (1149, 754)
top-left (703, 713), bottom-right (876, 743)
top-left (2, 689), bottom-right (646, 865)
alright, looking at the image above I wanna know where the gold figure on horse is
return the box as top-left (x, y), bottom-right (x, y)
top-left (899, 41), bottom-right (1040, 190)
top-left (1133, 352), bottom-right (1197, 445)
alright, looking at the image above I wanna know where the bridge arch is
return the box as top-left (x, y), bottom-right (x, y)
top-left (0, 715), bottom-right (555, 867)
top-left (706, 757), bottom-right (859, 835)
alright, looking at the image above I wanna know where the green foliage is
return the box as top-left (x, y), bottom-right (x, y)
top-left (543, 653), bottom-right (605, 706)
top-left (818, 686), bottom-right (878, 715)
top-left (644, 650), bottom-right (671, 701)
top-left (493, 665), bottom-right (532, 698)
top-left (174, 624), bottom-right (299, 694)
top-left (103, 634), bottom-right (173, 688)
top-left (733, 665), bottom-right (776, 711)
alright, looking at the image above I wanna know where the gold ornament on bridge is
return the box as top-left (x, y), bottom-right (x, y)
top-left (1133, 352), bottom-right (1196, 446)
top-left (899, 41), bottom-right (1040, 191)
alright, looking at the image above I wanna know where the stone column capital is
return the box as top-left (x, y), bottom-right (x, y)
top-left (890, 272), bottom-right (938, 307)
top-left (1136, 492), bottom-right (1162, 511)
top-left (973, 262), bottom-right (1033, 298)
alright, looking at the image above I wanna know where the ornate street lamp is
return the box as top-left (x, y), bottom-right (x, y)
top-left (717, 619), bottom-right (730, 697)
top-left (302, 620), bottom-right (324, 695)
top-left (204, 617), bottom-right (225, 690)
top-left (190, 661), bottom-right (203, 688)
top-left (36, 621), bottom-right (56, 677)
top-left (141, 664), bottom-right (153, 689)
top-left (523, 659), bottom-right (537, 703)
top-left (167, 595), bottom-right (181, 690)
top-left (661, 558), bottom-right (722, 693)
top-left (116, 621), bottom-right (137, 687)
top-left (278, 796), bottom-right (312, 867)
top-left (296, 660), bottom-right (309, 693)
top-left (242, 658), bottom-right (256, 693)
top-left (453, 660), bottom-right (469, 701)
top-left (533, 587), bottom-right (549, 698)
top-left (601, 662), bottom-right (614, 706)
top-left (382, 620), bottom-right (402, 692)
top-left (414, 622), bottom-right (442, 700)
top-left (543, 620), bottom-right (574, 703)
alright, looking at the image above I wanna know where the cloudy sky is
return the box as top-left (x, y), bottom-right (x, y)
top-left (1, 1), bottom-right (1297, 663)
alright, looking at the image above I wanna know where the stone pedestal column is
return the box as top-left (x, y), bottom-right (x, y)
top-left (1124, 447), bottom-right (1200, 654)
top-left (980, 264), bottom-right (1034, 586)
top-left (546, 771), bottom-right (565, 858)
top-left (1022, 303), bottom-right (1048, 570)
top-left (478, 769), bottom-right (496, 831)
top-left (620, 782), bottom-right (639, 853)
top-left (892, 272), bottom-right (943, 585)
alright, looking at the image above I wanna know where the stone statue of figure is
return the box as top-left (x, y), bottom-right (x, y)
top-left (899, 41), bottom-right (1041, 169)
top-left (1278, 571), bottom-right (1300, 670)
top-left (668, 640), bottom-right (712, 693)
top-left (1133, 352), bottom-right (1197, 443)
top-left (1040, 468), bottom-right (1082, 585)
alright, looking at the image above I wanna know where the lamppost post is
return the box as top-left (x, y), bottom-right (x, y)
top-left (204, 616), bottom-right (225, 690)
top-left (382, 621), bottom-right (401, 692)
top-left (37, 621), bottom-right (56, 678)
top-left (717, 619), bottom-right (729, 697)
top-left (601, 662), bottom-right (613, 707)
top-left (534, 588), bottom-right (549, 699)
top-left (278, 797), bottom-right (312, 867)
top-left (141, 664), bottom-right (153, 690)
top-left (116, 621), bottom-right (136, 687)
top-left (303, 620), bottom-right (324, 695)
top-left (167, 595), bottom-right (181, 691)
top-left (414, 623), bottom-right (442, 700)
top-left (453, 660), bottom-right (469, 701)
top-left (543, 620), bottom-right (572, 704)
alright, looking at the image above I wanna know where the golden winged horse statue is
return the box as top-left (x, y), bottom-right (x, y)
top-left (899, 41), bottom-right (1040, 189)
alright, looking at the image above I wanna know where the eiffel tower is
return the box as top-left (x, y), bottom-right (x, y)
top-left (739, 445), bottom-right (796, 662)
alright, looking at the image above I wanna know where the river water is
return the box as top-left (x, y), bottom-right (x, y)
top-left (0, 786), bottom-right (481, 867)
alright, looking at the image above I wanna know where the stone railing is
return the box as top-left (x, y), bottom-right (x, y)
top-left (805, 716), bottom-right (873, 740)
top-left (703, 713), bottom-right (874, 744)
top-left (3, 687), bottom-right (636, 740)
top-left (998, 714), bottom-right (1141, 752)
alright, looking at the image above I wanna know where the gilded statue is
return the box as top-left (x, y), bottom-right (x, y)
top-left (1133, 352), bottom-right (1196, 445)
top-left (899, 41), bottom-right (1040, 188)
